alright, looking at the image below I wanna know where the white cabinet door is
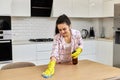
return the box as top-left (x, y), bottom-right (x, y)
top-left (0, 0), bottom-right (12, 16)
top-left (79, 40), bottom-right (97, 61)
top-left (12, 44), bottom-right (36, 62)
top-left (73, 0), bottom-right (89, 17)
top-left (36, 43), bottom-right (52, 65)
top-left (89, 0), bottom-right (103, 17)
top-left (103, 0), bottom-right (114, 17)
top-left (36, 43), bottom-right (52, 51)
top-left (96, 41), bottom-right (113, 66)
top-left (11, 0), bottom-right (30, 16)
top-left (52, 0), bottom-right (72, 17)
top-left (36, 51), bottom-right (51, 65)
top-left (114, 0), bottom-right (120, 4)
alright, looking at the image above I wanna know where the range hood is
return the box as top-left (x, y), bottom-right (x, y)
top-left (31, 0), bottom-right (53, 17)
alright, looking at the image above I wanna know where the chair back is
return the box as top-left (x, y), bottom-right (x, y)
top-left (1, 62), bottom-right (35, 70)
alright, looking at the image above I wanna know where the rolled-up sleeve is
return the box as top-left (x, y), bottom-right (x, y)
top-left (51, 35), bottom-right (59, 58)
top-left (77, 30), bottom-right (83, 49)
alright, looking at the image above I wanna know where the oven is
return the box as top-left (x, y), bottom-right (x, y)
top-left (0, 39), bottom-right (12, 63)
top-left (0, 16), bottom-right (12, 63)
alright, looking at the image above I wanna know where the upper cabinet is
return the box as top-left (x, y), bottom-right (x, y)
top-left (73, 0), bottom-right (89, 17)
top-left (11, 0), bottom-right (30, 16)
top-left (52, 0), bottom-right (89, 17)
top-left (0, 0), bottom-right (115, 17)
top-left (103, 0), bottom-right (114, 17)
top-left (89, 0), bottom-right (103, 17)
top-left (114, 0), bottom-right (120, 4)
top-left (52, 0), bottom-right (73, 17)
top-left (52, 0), bottom-right (105, 17)
top-left (0, 0), bottom-right (12, 16)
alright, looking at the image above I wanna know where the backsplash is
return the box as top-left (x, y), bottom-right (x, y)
top-left (102, 18), bottom-right (113, 39)
top-left (11, 17), bottom-right (93, 40)
top-left (11, 17), bottom-right (113, 40)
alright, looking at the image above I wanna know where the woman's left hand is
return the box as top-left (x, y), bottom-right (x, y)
top-left (71, 47), bottom-right (82, 59)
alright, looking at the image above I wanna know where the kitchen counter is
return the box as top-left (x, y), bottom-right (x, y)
top-left (12, 38), bottom-right (113, 45)
top-left (12, 40), bottom-right (53, 45)
top-left (96, 38), bottom-right (113, 42)
top-left (83, 38), bottom-right (113, 42)
top-left (1, 60), bottom-right (120, 80)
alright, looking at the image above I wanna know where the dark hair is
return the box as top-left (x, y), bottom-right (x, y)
top-left (55, 14), bottom-right (71, 35)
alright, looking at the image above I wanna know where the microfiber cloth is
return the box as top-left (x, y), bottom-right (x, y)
top-left (42, 74), bottom-right (52, 78)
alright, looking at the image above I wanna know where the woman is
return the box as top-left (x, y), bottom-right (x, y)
top-left (42, 14), bottom-right (83, 78)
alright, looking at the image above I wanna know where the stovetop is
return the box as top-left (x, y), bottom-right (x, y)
top-left (29, 38), bottom-right (53, 42)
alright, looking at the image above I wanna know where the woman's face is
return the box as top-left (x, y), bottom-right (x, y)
top-left (57, 23), bottom-right (71, 37)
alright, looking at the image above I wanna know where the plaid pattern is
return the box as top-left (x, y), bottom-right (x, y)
top-left (51, 29), bottom-right (83, 63)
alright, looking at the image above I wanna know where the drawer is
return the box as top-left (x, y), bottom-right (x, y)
top-left (36, 43), bottom-right (52, 51)
top-left (36, 51), bottom-right (51, 60)
top-left (36, 59), bottom-right (49, 65)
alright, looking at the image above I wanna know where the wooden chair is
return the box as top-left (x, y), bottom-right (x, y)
top-left (1, 62), bottom-right (35, 70)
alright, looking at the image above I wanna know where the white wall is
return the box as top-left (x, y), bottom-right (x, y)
top-left (91, 18), bottom-right (113, 39)
top-left (102, 18), bottom-right (113, 39)
top-left (12, 17), bottom-right (93, 40)
top-left (11, 17), bottom-right (113, 40)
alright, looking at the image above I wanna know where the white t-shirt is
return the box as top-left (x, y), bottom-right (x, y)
top-left (61, 42), bottom-right (72, 62)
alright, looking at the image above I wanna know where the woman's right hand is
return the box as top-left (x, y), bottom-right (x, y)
top-left (42, 60), bottom-right (56, 78)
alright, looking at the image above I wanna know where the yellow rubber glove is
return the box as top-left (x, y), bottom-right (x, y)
top-left (71, 47), bottom-right (82, 59)
top-left (42, 60), bottom-right (56, 78)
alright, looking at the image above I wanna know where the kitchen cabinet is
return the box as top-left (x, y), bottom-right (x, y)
top-left (53, 0), bottom-right (106, 17)
top-left (72, 0), bottom-right (89, 17)
top-left (11, 40), bottom-right (113, 67)
top-left (103, 0), bottom-right (114, 17)
top-left (0, 0), bottom-right (12, 16)
top-left (52, 0), bottom-right (73, 17)
top-left (89, 0), bottom-right (103, 17)
top-left (12, 42), bottom-right (53, 65)
top-left (52, 0), bottom-right (89, 17)
top-left (79, 40), bottom-right (97, 61)
top-left (114, 0), bottom-right (120, 4)
top-left (12, 44), bottom-right (36, 63)
top-left (11, 0), bottom-right (30, 16)
top-left (96, 40), bottom-right (113, 66)
top-left (36, 43), bottom-right (52, 65)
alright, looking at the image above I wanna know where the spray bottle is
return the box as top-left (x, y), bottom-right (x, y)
top-left (72, 51), bottom-right (78, 65)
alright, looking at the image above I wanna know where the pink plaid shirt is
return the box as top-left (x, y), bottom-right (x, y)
top-left (51, 29), bottom-right (83, 63)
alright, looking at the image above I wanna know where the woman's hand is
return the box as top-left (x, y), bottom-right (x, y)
top-left (42, 60), bottom-right (56, 78)
top-left (71, 47), bottom-right (82, 59)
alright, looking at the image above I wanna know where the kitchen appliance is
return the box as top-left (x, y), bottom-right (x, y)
top-left (0, 39), bottom-right (12, 63)
top-left (0, 16), bottom-right (12, 63)
top-left (81, 29), bottom-right (88, 39)
top-left (29, 38), bottom-right (53, 42)
top-left (100, 26), bottom-right (105, 38)
top-left (31, 0), bottom-right (53, 17)
top-left (0, 16), bottom-right (11, 30)
top-left (89, 27), bottom-right (95, 39)
top-left (113, 3), bottom-right (120, 68)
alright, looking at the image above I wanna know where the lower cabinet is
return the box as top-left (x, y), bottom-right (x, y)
top-left (12, 44), bottom-right (36, 63)
top-left (36, 43), bottom-right (52, 65)
top-left (12, 43), bottom-right (52, 66)
top-left (0, 40), bottom-right (113, 69)
top-left (96, 40), bottom-right (113, 66)
top-left (79, 40), bottom-right (97, 61)
top-left (79, 40), bottom-right (113, 66)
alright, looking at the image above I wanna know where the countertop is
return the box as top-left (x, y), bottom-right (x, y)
top-left (12, 40), bottom-right (53, 45)
top-left (83, 38), bottom-right (113, 42)
top-left (12, 38), bottom-right (113, 45)
top-left (0, 60), bottom-right (120, 80)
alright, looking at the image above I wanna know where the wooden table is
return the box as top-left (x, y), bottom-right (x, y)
top-left (1, 60), bottom-right (120, 80)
